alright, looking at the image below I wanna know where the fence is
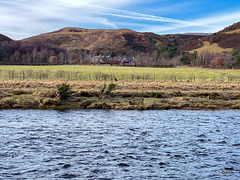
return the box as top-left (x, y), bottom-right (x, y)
top-left (0, 69), bottom-right (240, 83)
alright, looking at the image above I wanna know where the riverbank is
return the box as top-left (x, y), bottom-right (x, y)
top-left (0, 80), bottom-right (240, 110)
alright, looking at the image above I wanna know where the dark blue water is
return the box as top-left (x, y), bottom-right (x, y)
top-left (0, 110), bottom-right (239, 179)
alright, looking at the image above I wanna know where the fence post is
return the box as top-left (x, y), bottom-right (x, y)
top-left (22, 70), bottom-right (25, 80)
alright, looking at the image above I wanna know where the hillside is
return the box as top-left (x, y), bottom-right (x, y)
top-left (22, 28), bottom-right (155, 54)
top-left (22, 27), bottom-right (203, 55)
top-left (203, 22), bottom-right (240, 50)
top-left (179, 22), bottom-right (240, 53)
top-left (0, 34), bottom-right (12, 42)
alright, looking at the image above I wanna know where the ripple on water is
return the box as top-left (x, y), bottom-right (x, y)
top-left (0, 110), bottom-right (240, 179)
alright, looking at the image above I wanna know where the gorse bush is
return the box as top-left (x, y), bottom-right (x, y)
top-left (57, 83), bottom-right (71, 100)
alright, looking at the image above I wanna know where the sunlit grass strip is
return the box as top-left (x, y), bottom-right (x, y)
top-left (188, 41), bottom-right (232, 54)
top-left (225, 29), bottom-right (240, 34)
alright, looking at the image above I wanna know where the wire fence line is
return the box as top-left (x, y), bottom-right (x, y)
top-left (0, 69), bottom-right (240, 83)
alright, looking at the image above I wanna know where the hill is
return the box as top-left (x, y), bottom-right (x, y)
top-left (1, 22), bottom-right (240, 67)
top-left (0, 34), bottom-right (12, 42)
top-left (22, 27), bottom-right (203, 56)
top-left (179, 22), bottom-right (240, 53)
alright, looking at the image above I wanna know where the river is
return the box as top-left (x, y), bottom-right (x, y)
top-left (0, 110), bottom-right (239, 179)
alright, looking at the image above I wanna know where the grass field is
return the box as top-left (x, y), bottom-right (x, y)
top-left (0, 65), bottom-right (240, 82)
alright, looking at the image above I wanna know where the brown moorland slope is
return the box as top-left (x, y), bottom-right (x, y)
top-left (203, 21), bottom-right (240, 50)
top-left (22, 28), bottom-right (157, 53)
top-left (21, 27), bottom-right (204, 55)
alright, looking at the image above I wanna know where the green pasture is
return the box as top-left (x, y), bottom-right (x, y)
top-left (0, 65), bottom-right (240, 82)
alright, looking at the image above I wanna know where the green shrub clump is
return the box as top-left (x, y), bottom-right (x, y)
top-left (57, 83), bottom-right (71, 100)
top-left (106, 83), bottom-right (116, 94)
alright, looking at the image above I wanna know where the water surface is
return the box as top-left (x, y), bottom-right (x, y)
top-left (0, 110), bottom-right (239, 179)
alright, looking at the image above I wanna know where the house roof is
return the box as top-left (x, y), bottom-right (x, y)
top-left (120, 57), bottom-right (134, 63)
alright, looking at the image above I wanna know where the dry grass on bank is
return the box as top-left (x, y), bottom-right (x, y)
top-left (1, 80), bottom-right (240, 110)
top-left (1, 79), bottom-right (240, 92)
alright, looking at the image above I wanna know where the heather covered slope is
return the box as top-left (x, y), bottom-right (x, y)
top-left (179, 21), bottom-right (240, 53)
top-left (0, 34), bottom-right (12, 42)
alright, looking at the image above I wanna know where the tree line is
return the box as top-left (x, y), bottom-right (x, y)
top-left (0, 39), bottom-right (239, 68)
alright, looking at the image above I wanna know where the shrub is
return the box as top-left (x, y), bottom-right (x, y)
top-left (238, 56), bottom-right (240, 67)
top-left (12, 90), bottom-right (26, 95)
top-left (215, 57), bottom-right (224, 66)
top-left (105, 83), bottom-right (116, 94)
top-left (101, 83), bottom-right (107, 93)
top-left (208, 92), bottom-right (219, 100)
top-left (151, 92), bottom-right (164, 98)
top-left (180, 55), bottom-right (190, 65)
top-left (172, 91), bottom-right (182, 97)
top-left (232, 49), bottom-right (240, 56)
top-left (57, 83), bottom-right (71, 100)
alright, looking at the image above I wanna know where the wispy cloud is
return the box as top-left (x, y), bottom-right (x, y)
top-left (0, 0), bottom-right (127, 39)
top-left (0, 0), bottom-right (240, 40)
top-left (193, 11), bottom-right (240, 25)
top-left (141, 10), bottom-right (240, 34)
top-left (0, 0), bottom-right (27, 6)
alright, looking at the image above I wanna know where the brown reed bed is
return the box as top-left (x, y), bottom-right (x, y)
top-left (0, 80), bottom-right (240, 110)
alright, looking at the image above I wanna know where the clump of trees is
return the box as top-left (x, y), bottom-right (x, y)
top-left (180, 55), bottom-right (190, 65)
top-left (0, 40), bottom-right (67, 65)
top-left (179, 49), bottom-right (240, 68)
top-left (225, 49), bottom-right (240, 68)
top-left (158, 44), bottom-right (179, 60)
top-left (0, 40), bottom-right (95, 65)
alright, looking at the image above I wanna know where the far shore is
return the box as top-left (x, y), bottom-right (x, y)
top-left (1, 80), bottom-right (240, 110)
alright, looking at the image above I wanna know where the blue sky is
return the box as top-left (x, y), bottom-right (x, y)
top-left (1, 0), bottom-right (240, 40)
